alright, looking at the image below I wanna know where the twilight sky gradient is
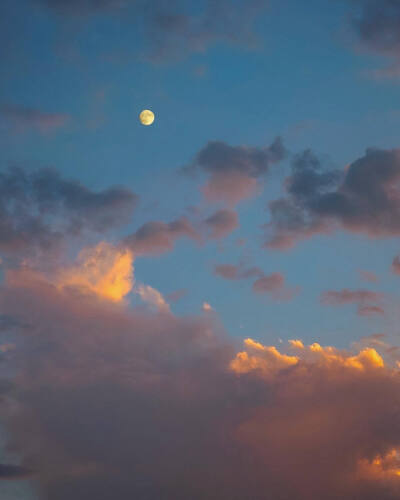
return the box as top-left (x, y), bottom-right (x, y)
top-left (1, 1), bottom-right (400, 499)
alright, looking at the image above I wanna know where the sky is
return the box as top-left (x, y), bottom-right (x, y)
top-left (1, 0), bottom-right (400, 498)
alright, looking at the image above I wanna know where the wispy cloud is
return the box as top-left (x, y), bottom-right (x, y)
top-left (0, 104), bottom-right (69, 134)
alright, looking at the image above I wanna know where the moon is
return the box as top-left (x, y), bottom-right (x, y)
top-left (139, 109), bottom-right (155, 126)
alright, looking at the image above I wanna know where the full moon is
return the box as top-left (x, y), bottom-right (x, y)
top-left (139, 109), bottom-right (155, 126)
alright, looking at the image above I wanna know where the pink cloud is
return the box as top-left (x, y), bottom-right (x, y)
top-left (2, 272), bottom-right (400, 500)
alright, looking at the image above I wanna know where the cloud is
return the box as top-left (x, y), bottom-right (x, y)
top-left (0, 104), bottom-right (69, 134)
top-left (202, 301), bottom-right (213, 312)
top-left (57, 242), bottom-right (134, 302)
top-left (204, 209), bottom-right (238, 239)
top-left (166, 288), bottom-right (188, 303)
top-left (265, 148), bottom-right (400, 248)
top-left (359, 270), bottom-right (379, 283)
top-left (321, 288), bottom-right (385, 316)
top-left (392, 255), bottom-right (400, 275)
top-left (123, 216), bottom-right (199, 255)
top-left (0, 167), bottom-right (137, 262)
top-left (34, 0), bottom-right (270, 62)
top-left (252, 272), bottom-right (284, 293)
top-left (135, 284), bottom-right (170, 313)
top-left (357, 305), bottom-right (385, 316)
top-left (186, 137), bottom-right (286, 205)
top-left (214, 262), bottom-right (298, 301)
top-left (344, 0), bottom-right (400, 79)
top-left (0, 464), bottom-right (32, 480)
top-left (214, 263), bottom-right (263, 280)
top-left (351, 0), bottom-right (400, 57)
top-left (2, 273), bottom-right (400, 500)
top-left (321, 289), bottom-right (383, 305)
top-left (252, 272), bottom-right (299, 301)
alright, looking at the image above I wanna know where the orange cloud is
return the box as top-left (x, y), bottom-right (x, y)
top-left (57, 242), bottom-right (134, 302)
top-left (230, 339), bottom-right (387, 378)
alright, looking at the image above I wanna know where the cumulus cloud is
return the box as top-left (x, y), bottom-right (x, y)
top-left (265, 148), bottom-right (400, 248)
top-left (1, 273), bottom-right (400, 500)
top-left (123, 216), bottom-right (199, 255)
top-left (136, 284), bottom-right (170, 313)
top-left (57, 242), bottom-right (134, 302)
top-left (0, 104), bottom-right (69, 134)
top-left (34, 0), bottom-right (270, 62)
top-left (321, 288), bottom-right (385, 316)
top-left (0, 166), bottom-right (137, 262)
top-left (186, 137), bottom-right (286, 205)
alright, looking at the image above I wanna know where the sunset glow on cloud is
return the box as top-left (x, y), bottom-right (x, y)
top-left (57, 242), bottom-right (134, 302)
top-left (2, 1), bottom-right (400, 499)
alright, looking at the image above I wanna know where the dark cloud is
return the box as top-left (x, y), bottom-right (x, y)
top-left (1, 271), bottom-right (400, 499)
top-left (265, 148), bottom-right (400, 248)
top-left (0, 463), bottom-right (32, 480)
top-left (34, 0), bottom-right (270, 62)
top-left (0, 105), bottom-right (69, 134)
top-left (0, 166), bottom-right (137, 261)
top-left (351, 0), bottom-right (400, 57)
top-left (204, 209), bottom-right (238, 239)
top-left (123, 216), bottom-right (199, 255)
top-left (186, 137), bottom-right (286, 205)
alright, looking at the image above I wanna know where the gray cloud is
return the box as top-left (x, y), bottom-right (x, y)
top-left (185, 137), bottom-right (286, 205)
top-left (123, 216), bottom-right (199, 255)
top-left (214, 263), bottom-right (264, 281)
top-left (0, 166), bottom-right (137, 261)
top-left (204, 209), bottom-right (238, 239)
top-left (351, 0), bottom-right (400, 57)
top-left (0, 464), bottom-right (32, 480)
top-left (265, 148), bottom-right (400, 248)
